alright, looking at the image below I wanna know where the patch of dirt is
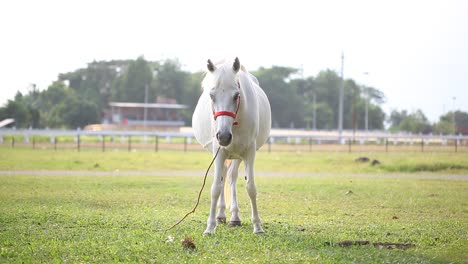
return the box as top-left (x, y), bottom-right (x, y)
top-left (355, 157), bottom-right (370, 163)
top-left (181, 236), bottom-right (196, 250)
top-left (335, 240), bottom-right (415, 250)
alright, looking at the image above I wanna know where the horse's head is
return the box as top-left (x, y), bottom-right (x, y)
top-left (206, 58), bottom-right (241, 147)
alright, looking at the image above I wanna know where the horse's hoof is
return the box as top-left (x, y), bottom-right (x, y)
top-left (203, 230), bottom-right (215, 236)
top-left (216, 217), bottom-right (226, 224)
top-left (254, 228), bottom-right (265, 234)
top-left (228, 221), bottom-right (242, 227)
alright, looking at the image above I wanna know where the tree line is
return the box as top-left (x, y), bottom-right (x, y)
top-left (1, 57), bottom-right (467, 134)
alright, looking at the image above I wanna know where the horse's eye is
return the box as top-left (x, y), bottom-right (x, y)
top-left (209, 90), bottom-right (215, 101)
top-left (233, 92), bottom-right (240, 101)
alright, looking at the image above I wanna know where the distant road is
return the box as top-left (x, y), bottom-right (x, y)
top-left (0, 170), bottom-right (467, 180)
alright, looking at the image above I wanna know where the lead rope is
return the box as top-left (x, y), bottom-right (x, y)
top-left (164, 146), bottom-right (221, 232)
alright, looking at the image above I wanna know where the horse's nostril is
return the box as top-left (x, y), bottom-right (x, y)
top-left (216, 131), bottom-right (232, 146)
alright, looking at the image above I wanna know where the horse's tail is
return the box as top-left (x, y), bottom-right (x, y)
top-left (224, 160), bottom-right (232, 210)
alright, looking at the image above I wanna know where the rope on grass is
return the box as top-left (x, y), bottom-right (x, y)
top-left (164, 146), bottom-right (221, 232)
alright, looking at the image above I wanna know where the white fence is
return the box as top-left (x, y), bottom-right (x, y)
top-left (1, 128), bottom-right (467, 152)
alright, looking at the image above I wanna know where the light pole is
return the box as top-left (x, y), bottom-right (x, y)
top-left (363, 72), bottom-right (369, 132)
top-left (452, 97), bottom-right (456, 135)
top-left (338, 52), bottom-right (344, 142)
top-left (312, 90), bottom-right (317, 130)
top-left (144, 84), bottom-right (148, 128)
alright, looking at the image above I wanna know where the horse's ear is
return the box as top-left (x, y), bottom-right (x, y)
top-left (207, 59), bottom-right (216, 72)
top-left (233, 57), bottom-right (240, 73)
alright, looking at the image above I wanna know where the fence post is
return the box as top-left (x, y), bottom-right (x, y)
top-left (77, 135), bottom-right (81, 152)
top-left (54, 137), bottom-right (57, 151)
top-left (348, 138), bottom-right (352, 153)
top-left (268, 137), bottom-right (271, 153)
top-left (385, 138), bottom-right (389, 152)
top-left (11, 137), bottom-right (15, 148)
top-left (455, 139), bottom-right (458, 153)
top-left (184, 137), bottom-right (187, 152)
top-left (102, 135), bottom-right (105, 152)
top-left (309, 137), bottom-right (312, 152)
top-left (32, 137), bottom-right (36, 149)
top-left (421, 138), bottom-right (424, 152)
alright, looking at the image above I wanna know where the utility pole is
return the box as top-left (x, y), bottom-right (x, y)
top-left (352, 86), bottom-right (357, 142)
top-left (338, 52), bottom-right (344, 142)
top-left (144, 84), bottom-right (148, 128)
top-left (363, 72), bottom-right (369, 132)
top-left (312, 91), bottom-right (317, 130)
top-left (452, 97), bottom-right (456, 135)
top-left (365, 90), bottom-right (369, 131)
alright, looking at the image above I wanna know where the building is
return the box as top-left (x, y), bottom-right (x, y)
top-left (106, 98), bottom-right (188, 129)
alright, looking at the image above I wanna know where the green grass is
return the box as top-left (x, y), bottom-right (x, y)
top-left (0, 175), bottom-right (466, 263)
top-left (1, 148), bottom-right (468, 174)
top-left (0, 148), bottom-right (467, 263)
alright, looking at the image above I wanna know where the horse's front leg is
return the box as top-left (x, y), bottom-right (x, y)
top-left (216, 162), bottom-right (228, 224)
top-left (244, 145), bottom-right (264, 234)
top-left (228, 159), bottom-right (242, 226)
top-left (204, 150), bottom-right (226, 235)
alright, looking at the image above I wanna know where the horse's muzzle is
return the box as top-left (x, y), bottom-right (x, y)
top-left (216, 131), bottom-right (232, 146)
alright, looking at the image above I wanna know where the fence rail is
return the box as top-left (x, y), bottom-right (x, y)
top-left (1, 129), bottom-right (467, 153)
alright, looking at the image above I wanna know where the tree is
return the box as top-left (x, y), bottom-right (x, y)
top-left (34, 82), bottom-right (100, 129)
top-left (314, 70), bottom-right (341, 127)
top-left (27, 107), bottom-right (40, 129)
top-left (153, 59), bottom-right (189, 103)
top-left (366, 104), bottom-right (386, 130)
top-left (434, 110), bottom-right (468, 135)
top-left (348, 84), bottom-right (386, 131)
top-left (389, 109), bottom-right (431, 133)
top-left (59, 60), bottom-right (130, 113)
top-left (0, 99), bottom-right (29, 128)
top-left (314, 102), bottom-right (334, 129)
top-left (183, 71), bottom-right (205, 125)
top-left (253, 66), bottom-right (303, 128)
top-left (61, 98), bottom-right (99, 128)
top-left (0, 91), bottom-right (42, 128)
top-left (1, 58), bottom-right (391, 130)
top-left (343, 79), bottom-right (360, 130)
top-left (293, 78), bottom-right (315, 129)
top-left (389, 110), bottom-right (407, 129)
top-left (36, 82), bottom-right (75, 127)
top-left (112, 56), bottom-right (153, 102)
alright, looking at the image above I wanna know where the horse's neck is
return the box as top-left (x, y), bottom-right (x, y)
top-left (238, 73), bottom-right (257, 117)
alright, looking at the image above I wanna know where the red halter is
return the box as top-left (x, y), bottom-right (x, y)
top-left (212, 84), bottom-right (241, 126)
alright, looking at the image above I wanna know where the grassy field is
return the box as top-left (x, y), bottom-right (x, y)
top-left (0, 148), bottom-right (467, 263)
top-left (1, 148), bottom-right (468, 174)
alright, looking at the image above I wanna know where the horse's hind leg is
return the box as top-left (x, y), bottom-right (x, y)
top-left (228, 159), bottom-right (242, 227)
top-left (244, 146), bottom-right (264, 234)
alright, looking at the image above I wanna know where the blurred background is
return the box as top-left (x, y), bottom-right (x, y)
top-left (1, 0), bottom-right (467, 135)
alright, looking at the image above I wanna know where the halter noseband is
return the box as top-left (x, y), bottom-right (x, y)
top-left (212, 83), bottom-right (241, 126)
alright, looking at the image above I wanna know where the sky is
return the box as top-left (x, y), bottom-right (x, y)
top-left (1, 0), bottom-right (467, 123)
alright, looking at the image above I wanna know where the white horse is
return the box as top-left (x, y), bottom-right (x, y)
top-left (192, 58), bottom-right (271, 235)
